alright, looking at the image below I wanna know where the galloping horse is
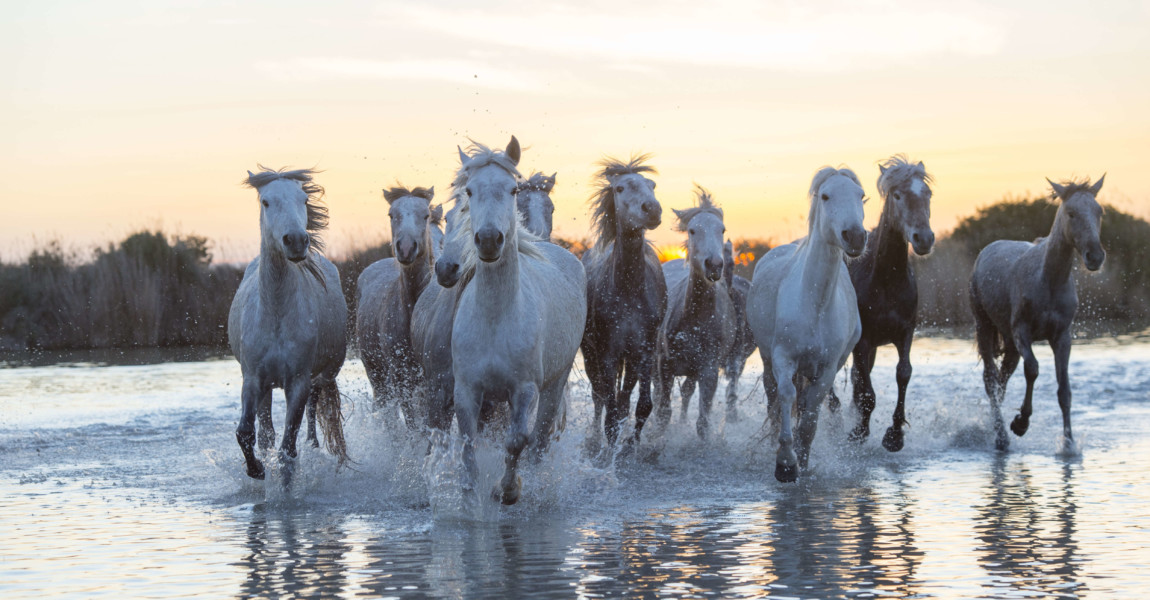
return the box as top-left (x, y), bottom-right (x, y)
top-left (356, 186), bottom-right (440, 421)
top-left (516, 172), bottom-right (557, 240)
top-left (970, 175), bottom-right (1105, 450)
top-left (720, 239), bottom-right (757, 422)
top-left (228, 167), bottom-right (348, 486)
top-left (581, 156), bottom-right (667, 451)
top-left (450, 137), bottom-right (586, 505)
top-left (654, 186), bottom-right (736, 438)
top-left (834, 156), bottom-right (935, 452)
top-left (747, 167), bottom-right (867, 482)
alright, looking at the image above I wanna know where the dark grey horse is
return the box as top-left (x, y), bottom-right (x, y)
top-left (832, 156), bottom-right (935, 452)
top-left (970, 175), bottom-right (1105, 451)
top-left (516, 172), bottom-right (556, 240)
top-left (581, 155), bottom-right (667, 450)
top-left (356, 186), bottom-right (440, 422)
top-left (654, 187), bottom-right (736, 438)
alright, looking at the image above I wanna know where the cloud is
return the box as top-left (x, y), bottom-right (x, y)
top-left (373, 0), bottom-right (1007, 72)
top-left (256, 56), bottom-right (543, 92)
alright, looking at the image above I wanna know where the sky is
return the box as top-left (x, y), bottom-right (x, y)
top-left (3, 0), bottom-right (1149, 263)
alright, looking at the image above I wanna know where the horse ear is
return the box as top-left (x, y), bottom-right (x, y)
top-left (247, 170), bottom-right (255, 178)
top-left (672, 207), bottom-right (688, 228)
top-left (917, 161), bottom-right (926, 172)
top-left (878, 164), bottom-right (887, 175)
top-left (427, 186), bottom-right (435, 200)
top-left (1090, 174), bottom-right (1106, 195)
top-left (431, 204), bottom-right (444, 222)
top-left (457, 146), bottom-right (468, 166)
top-left (1047, 178), bottom-right (1067, 199)
top-left (506, 136), bottom-right (521, 166)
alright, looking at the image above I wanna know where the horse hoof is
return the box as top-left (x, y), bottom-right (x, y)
top-left (774, 462), bottom-right (799, 483)
top-left (882, 427), bottom-right (905, 453)
top-left (498, 476), bottom-right (522, 506)
top-left (848, 424), bottom-right (870, 444)
top-left (1010, 415), bottom-right (1030, 437)
top-left (246, 461), bottom-right (266, 480)
top-left (995, 432), bottom-right (1010, 452)
top-left (696, 420), bottom-right (709, 440)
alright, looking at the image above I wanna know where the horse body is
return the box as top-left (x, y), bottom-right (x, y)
top-left (356, 187), bottom-right (438, 420)
top-left (970, 176), bottom-right (1105, 450)
top-left (746, 167), bottom-right (867, 482)
top-left (837, 156), bottom-right (935, 452)
top-left (448, 138), bottom-right (586, 505)
top-left (581, 156), bottom-right (667, 450)
top-left (654, 187), bottom-right (736, 438)
top-left (229, 169), bottom-right (348, 485)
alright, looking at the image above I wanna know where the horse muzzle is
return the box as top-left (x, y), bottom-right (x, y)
top-left (435, 259), bottom-right (461, 287)
top-left (704, 257), bottom-right (723, 282)
top-left (282, 232), bottom-right (309, 262)
top-left (910, 230), bottom-right (935, 256)
top-left (394, 240), bottom-right (419, 265)
top-left (474, 228), bottom-right (504, 263)
top-left (1084, 248), bottom-right (1105, 271)
top-left (841, 227), bottom-right (867, 258)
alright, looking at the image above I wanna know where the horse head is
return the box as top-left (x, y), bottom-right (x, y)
top-left (674, 185), bottom-right (726, 283)
top-left (516, 172), bottom-right (557, 240)
top-left (611, 171), bottom-right (661, 234)
top-left (460, 136), bottom-right (522, 263)
top-left (435, 202), bottom-right (468, 287)
top-left (383, 186), bottom-right (435, 266)
top-left (1049, 175), bottom-right (1106, 271)
top-left (878, 157), bottom-right (935, 255)
top-left (251, 174), bottom-right (313, 263)
top-left (811, 167), bottom-right (867, 258)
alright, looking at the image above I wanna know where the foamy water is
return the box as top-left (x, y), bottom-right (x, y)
top-left (2, 337), bottom-right (1149, 598)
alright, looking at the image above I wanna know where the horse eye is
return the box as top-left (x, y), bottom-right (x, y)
top-left (466, 189), bottom-right (473, 198)
top-left (689, 229), bottom-right (695, 236)
top-left (821, 193), bottom-right (829, 201)
top-left (615, 186), bottom-right (624, 193)
top-left (261, 200), bottom-right (269, 207)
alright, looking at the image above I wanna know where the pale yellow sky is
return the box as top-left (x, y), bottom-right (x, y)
top-left (3, 0), bottom-right (1149, 262)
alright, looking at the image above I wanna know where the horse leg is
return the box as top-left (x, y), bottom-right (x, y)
top-left (848, 341), bottom-right (877, 444)
top-left (529, 371), bottom-right (570, 458)
top-left (605, 360), bottom-right (634, 448)
top-left (632, 357), bottom-right (658, 445)
top-left (426, 374), bottom-right (455, 434)
top-left (305, 384), bottom-right (319, 449)
top-left (587, 355), bottom-right (613, 442)
top-left (696, 367), bottom-right (720, 440)
top-left (1050, 330), bottom-right (1074, 442)
top-left (499, 382), bottom-right (538, 506)
top-left (725, 357), bottom-right (746, 422)
top-left (1009, 329), bottom-right (1038, 442)
top-left (256, 386), bottom-right (274, 452)
top-left (771, 352), bottom-right (799, 483)
top-left (796, 369), bottom-right (835, 470)
top-left (883, 331), bottom-right (914, 452)
top-left (761, 352), bottom-right (780, 439)
top-left (453, 381), bottom-right (481, 503)
top-left (680, 377), bottom-right (696, 421)
top-left (278, 374), bottom-right (312, 487)
top-left (238, 377), bottom-right (268, 480)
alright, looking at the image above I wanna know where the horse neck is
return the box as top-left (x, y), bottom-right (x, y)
top-left (1042, 210), bottom-right (1076, 285)
top-left (869, 201), bottom-right (910, 277)
top-left (472, 235), bottom-right (521, 316)
top-left (400, 252), bottom-right (432, 308)
top-left (257, 241), bottom-right (301, 318)
top-left (610, 227), bottom-right (649, 285)
top-left (798, 231), bottom-right (847, 308)
top-left (684, 264), bottom-right (720, 317)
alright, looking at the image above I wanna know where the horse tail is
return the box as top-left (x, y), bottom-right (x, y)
top-left (317, 379), bottom-right (349, 467)
top-left (969, 279), bottom-right (1002, 363)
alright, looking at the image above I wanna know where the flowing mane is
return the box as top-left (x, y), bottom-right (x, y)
top-left (808, 166), bottom-right (863, 227)
top-left (243, 166), bottom-right (329, 255)
top-left (674, 185), bottom-right (724, 232)
top-left (876, 155), bottom-right (932, 200)
top-left (430, 203), bottom-right (444, 226)
top-left (589, 154), bottom-right (657, 249)
top-left (517, 172), bottom-right (556, 193)
top-left (1050, 176), bottom-right (1103, 201)
top-left (382, 185), bottom-right (435, 204)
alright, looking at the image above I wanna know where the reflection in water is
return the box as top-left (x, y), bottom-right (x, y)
top-left (237, 505), bottom-right (351, 598)
top-left (974, 456), bottom-right (1082, 597)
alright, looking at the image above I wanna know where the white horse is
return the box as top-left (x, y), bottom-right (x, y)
top-left (356, 185), bottom-right (440, 420)
top-left (450, 137), bottom-right (586, 505)
top-left (228, 167), bottom-right (348, 485)
top-left (746, 167), bottom-right (867, 482)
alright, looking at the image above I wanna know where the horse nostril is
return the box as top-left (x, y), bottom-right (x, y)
top-left (496, 232), bottom-right (504, 246)
top-left (912, 233), bottom-right (921, 244)
top-left (283, 234), bottom-right (291, 246)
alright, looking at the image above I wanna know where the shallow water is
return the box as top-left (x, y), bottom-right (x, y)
top-left (2, 338), bottom-right (1149, 598)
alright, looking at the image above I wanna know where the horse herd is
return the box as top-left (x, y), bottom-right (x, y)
top-left (227, 136), bottom-right (1107, 500)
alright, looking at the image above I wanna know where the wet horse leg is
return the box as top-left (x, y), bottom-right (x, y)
top-left (453, 381), bottom-right (481, 503)
top-left (256, 386), bottom-right (274, 452)
top-left (883, 330), bottom-right (914, 452)
top-left (631, 355), bottom-right (657, 445)
top-left (1009, 328), bottom-right (1038, 444)
top-left (771, 351), bottom-right (799, 483)
top-left (605, 358), bottom-right (636, 447)
top-left (529, 369), bottom-right (570, 457)
top-left (1050, 330), bottom-right (1074, 442)
top-left (848, 340), bottom-right (878, 443)
top-left (279, 374), bottom-right (311, 487)
top-left (725, 356), bottom-right (745, 422)
top-left (696, 366), bottom-right (720, 439)
top-left (238, 377), bottom-right (269, 480)
top-left (499, 382), bottom-right (538, 505)
top-left (680, 377), bottom-right (696, 421)
top-left (796, 369), bottom-right (836, 469)
top-left (305, 384), bottom-right (319, 448)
